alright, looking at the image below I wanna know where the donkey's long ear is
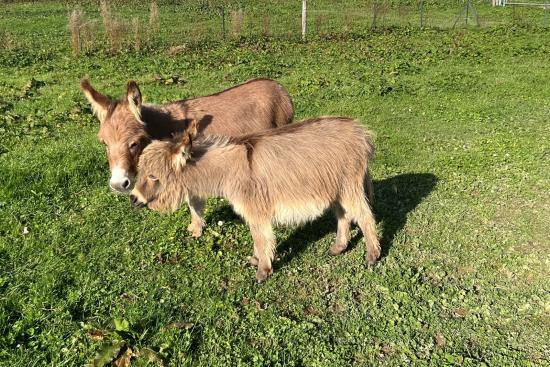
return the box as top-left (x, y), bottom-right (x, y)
top-left (127, 81), bottom-right (144, 124)
top-left (80, 79), bottom-right (111, 122)
top-left (172, 133), bottom-right (193, 169)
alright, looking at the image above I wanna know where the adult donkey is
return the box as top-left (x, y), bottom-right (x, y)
top-left (81, 78), bottom-right (294, 194)
top-left (81, 78), bottom-right (293, 237)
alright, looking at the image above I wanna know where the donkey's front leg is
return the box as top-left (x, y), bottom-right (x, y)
top-left (249, 221), bottom-right (276, 283)
top-left (187, 196), bottom-right (205, 238)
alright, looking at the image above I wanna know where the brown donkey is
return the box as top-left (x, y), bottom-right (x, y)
top-left (81, 78), bottom-right (293, 236)
top-left (130, 117), bottom-right (380, 282)
top-left (81, 78), bottom-right (294, 193)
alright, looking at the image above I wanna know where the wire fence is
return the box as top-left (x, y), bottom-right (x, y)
top-left (2, 1), bottom-right (550, 55)
top-left (154, 1), bottom-right (550, 44)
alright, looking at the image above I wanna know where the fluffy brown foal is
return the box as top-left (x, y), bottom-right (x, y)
top-left (131, 117), bottom-right (380, 282)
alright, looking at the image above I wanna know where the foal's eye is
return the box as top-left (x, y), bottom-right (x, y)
top-left (129, 141), bottom-right (138, 149)
top-left (148, 174), bottom-right (158, 181)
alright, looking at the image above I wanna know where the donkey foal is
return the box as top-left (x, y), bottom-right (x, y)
top-left (131, 117), bottom-right (380, 282)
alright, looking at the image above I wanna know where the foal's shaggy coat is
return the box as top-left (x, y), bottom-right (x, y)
top-left (131, 117), bottom-right (380, 282)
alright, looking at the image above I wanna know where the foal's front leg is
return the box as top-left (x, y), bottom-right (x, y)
top-left (186, 196), bottom-right (205, 238)
top-left (248, 249), bottom-right (259, 267)
top-left (249, 221), bottom-right (276, 283)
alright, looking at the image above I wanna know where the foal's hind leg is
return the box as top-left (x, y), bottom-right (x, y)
top-left (354, 198), bottom-right (381, 265)
top-left (329, 203), bottom-right (352, 256)
top-left (187, 196), bottom-right (205, 238)
top-left (340, 188), bottom-right (380, 265)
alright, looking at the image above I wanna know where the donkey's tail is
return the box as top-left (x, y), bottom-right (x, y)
top-left (274, 83), bottom-right (294, 127)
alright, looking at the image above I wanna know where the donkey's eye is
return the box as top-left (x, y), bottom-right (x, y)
top-left (129, 141), bottom-right (138, 149)
top-left (148, 174), bottom-right (158, 181)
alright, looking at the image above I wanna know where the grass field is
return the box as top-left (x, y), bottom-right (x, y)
top-left (1, 1), bottom-right (549, 366)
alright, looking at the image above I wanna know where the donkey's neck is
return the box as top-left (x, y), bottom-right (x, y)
top-left (181, 140), bottom-right (249, 201)
top-left (141, 102), bottom-right (193, 140)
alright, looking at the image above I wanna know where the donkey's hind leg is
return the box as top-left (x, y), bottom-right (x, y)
top-left (329, 203), bottom-right (352, 256)
top-left (187, 196), bottom-right (205, 238)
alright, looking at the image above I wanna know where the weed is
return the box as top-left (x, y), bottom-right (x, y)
top-left (100, 0), bottom-right (113, 39)
top-left (149, 1), bottom-right (160, 42)
top-left (230, 9), bottom-right (244, 38)
top-left (167, 45), bottom-right (186, 57)
top-left (100, 0), bottom-right (129, 51)
top-left (0, 30), bottom-right (16, 51)
top-left (314, 14), bottom-right (328, 36)
top-left (262, 14), bottom-right (271, 37)
top-left (68, 8), bottom-right (86, 56)
top-left (371, 0), bottom-right (389, 29)
top-left (132, 18), bottom-right (141, 51)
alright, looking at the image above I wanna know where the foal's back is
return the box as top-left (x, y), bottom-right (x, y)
top-left (236, 117), bottom-right (373, 224)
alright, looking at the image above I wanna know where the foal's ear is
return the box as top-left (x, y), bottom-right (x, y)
top-left (80, 79), bottom-right (111, 122)
top-left (172, 133), bottom-right (193, 169)
top-left (126, 80), bottom-right (144, 124)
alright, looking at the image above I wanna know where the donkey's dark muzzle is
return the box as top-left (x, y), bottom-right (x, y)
top-left (130, 194), bottom-right (146, 208)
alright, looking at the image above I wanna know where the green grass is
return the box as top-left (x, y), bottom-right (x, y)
top-left (1, 2), bottom-right (549, 366)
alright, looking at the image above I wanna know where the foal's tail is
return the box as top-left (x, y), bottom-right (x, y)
top-left (362, 126), bottom-right (375, 206)
top-left (365, 169), bottom-right (375, 205)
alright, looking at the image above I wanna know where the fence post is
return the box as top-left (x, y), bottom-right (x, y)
top-left (302, 0), bottom-right (307, 41)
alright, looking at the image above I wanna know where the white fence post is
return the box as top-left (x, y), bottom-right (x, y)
top-left (302, 0), bottom-right (307, 41)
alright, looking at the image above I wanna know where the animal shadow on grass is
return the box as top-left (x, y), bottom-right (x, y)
top-left (275, 173), bottom-right (438, 268)
top-left (373, 173), bottom-right (438, 257)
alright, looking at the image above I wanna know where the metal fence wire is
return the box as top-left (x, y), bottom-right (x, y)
top-left (4, 0), bottom-right (550, 54)
top-left (153, 0), bottom-right (550, 45)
